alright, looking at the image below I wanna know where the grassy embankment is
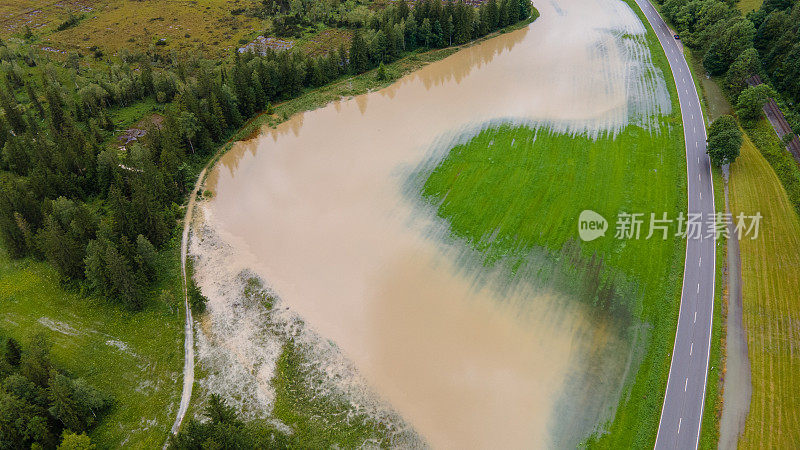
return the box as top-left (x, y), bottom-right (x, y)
top-left (729, 135), bottom-right (800, 448)
top-left (0, 234), bottom-right (184, 448)
top-left (699, 165), bottom-right (727, 449)
top-left (419, 5), bottom-right (686, 444)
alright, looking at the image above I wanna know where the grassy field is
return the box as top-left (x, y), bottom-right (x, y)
top-left (729, 134), bottom-right (800, 448)
top-left (420, 118), bottom-right (686, 446)
top-left (0, 0), bottom-right (94, 34)
top-left (295, 28), bottom-right (354, 57)
top-left (737, 0), bottom-right (763, 13)
top-left (743, 120), bottom-right (800, 217)
top-left (1, 0), bottom-right (371, 59)
top-left (0, 236), bottom-right (185, 447)
top-left (0, 0), bottom-right (263, 57)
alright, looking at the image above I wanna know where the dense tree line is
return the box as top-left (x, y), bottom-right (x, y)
top-left (0, 333), bottom-right (110, 448)
top-left (252, 0), bottom-right (533, 38)
top-left (0, 0), bottom-right (533, 309)
top-left (658, 0), bottom-right (800, 131)
top-left (748, 0), bottom-right (800, 124)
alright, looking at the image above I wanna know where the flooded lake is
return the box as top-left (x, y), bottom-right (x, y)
top-left (191, 0), bottom-right (671, 447)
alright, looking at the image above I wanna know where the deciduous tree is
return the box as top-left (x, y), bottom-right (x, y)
top-left (707, 115), bottom-right (743, 166)
top-left (736, 84), bottom-right (776, 121)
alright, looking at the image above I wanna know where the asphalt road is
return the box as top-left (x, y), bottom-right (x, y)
top-left (633, 1), bottom-right (717, 448)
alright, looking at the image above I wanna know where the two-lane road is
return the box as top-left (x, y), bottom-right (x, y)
top-left (633, 0), bottom-right (717, 448)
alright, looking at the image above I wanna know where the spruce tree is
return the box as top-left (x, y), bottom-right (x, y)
top-left (25, 82), bottom-right (44, 116)
top-left (421, 18), bottom-right (433, 47)
top-left (445, 16), bottom-right (454, 46)
top-left (432, 20), bottom-right (444, 47)
top-left (5, 337), bottom-right (21, 366)
top-left (0, 83), bottom-right (26, 133)
top-left (350, 29), bottom-right (370, 74)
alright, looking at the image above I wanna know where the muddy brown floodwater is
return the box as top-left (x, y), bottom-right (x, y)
top-left (192, 0), bottom-right (672, 447)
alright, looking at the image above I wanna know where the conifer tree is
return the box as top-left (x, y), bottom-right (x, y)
top-left (5, 337), bottom-right (21, 366)
top-left (350, 29), bottom-right (370, 74)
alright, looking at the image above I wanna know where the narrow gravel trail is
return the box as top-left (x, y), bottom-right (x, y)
top-left (167, 167), bottom-right (206, 439)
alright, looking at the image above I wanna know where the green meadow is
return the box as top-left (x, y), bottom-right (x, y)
top-left (0, 238), bottom-right (184, 448)
top-left (420, 119), bottom-right (687, 446)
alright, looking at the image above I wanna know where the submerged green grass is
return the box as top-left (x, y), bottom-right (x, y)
top-left (271, 340), bottom-right (401, 448)
top-left (420, 121), bottom-right (686, 445)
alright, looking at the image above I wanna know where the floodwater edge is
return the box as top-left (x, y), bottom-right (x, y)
top-left (169, 12), bottom-right (540, 439)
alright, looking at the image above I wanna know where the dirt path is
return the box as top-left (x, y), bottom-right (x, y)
top-left (719, 169), bottom-right (752, 449)
top-left (167, 166), bottom-right (207, 439)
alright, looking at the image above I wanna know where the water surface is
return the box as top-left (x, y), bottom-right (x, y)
top-left (193, 0), bottom-right (671, 446)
